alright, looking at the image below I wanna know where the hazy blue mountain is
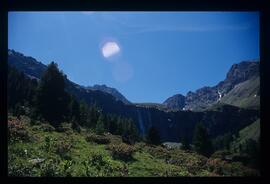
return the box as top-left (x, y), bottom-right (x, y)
top-left (8, 49), bottom-right (131, 105)
top-left (86, 84), bottom-right (131, 105)
top-left (8, 49), bottom-right (47, 80)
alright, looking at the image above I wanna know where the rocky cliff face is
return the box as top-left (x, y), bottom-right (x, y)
top-left (163, 94), bottom-right (185, 110)
top-left (163, 61), bottom-right (259, 111)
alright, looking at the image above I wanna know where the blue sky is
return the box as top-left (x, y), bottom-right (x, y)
top-left (8, 12), bottom-right (259, 103)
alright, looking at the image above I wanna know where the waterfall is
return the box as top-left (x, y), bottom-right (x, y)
top-left (137, 109), bottom-right (145, 135)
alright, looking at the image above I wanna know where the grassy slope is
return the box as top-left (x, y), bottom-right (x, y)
top-left (220, 77), bottom-right (260, 109)
top-left (8, 115), bottom-right (259, 177)
top-left (230, 119), bottom-right (260, 152)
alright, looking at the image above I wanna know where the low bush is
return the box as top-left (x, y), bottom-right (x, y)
top-left (55, 140), bottom-right (72, 159)
top-left (210, 150), bottom-right (232, 160)
top-left (39, 159), bottom-right (61, 177)
top-left (83, 153), bottom-right (113, 176)
top-left (206, 158), bottom-right (259, 176)
top-left (8, 118), bottom-right (31, 142)
top-left (56, 123), bottom-right (73, 133)
top-left (122, 133), bottom-right (135, 145)
top-left (8, 158), bottom-right (35, 176)
top-left (32, 123), bottom-right (55, 132)
top-left (107, 143), bottom-right (136, 161)
top-left (167, 151), bottom-right (208, 175)
top-left (86, 134), bottom-right (110, 144)
top-left (145, 145), bottom-right (170, 159)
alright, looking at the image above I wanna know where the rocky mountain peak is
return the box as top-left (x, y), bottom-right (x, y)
top-left (225, 61), bottom-right (259, 85)
top-left (163, 94), bottom-right (185, 110)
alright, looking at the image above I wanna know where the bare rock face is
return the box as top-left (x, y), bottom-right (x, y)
top-left (163, 94), bottom-right (185, 110)
top-left (164, 61), bottom-right (259, 111)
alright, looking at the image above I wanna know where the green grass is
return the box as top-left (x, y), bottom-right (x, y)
top-left (231, 119), bottom-right (260, 152)
top-left (220, 77), bottom-right (260, 110)
top-left (8, 115), bottom-right (259, 177)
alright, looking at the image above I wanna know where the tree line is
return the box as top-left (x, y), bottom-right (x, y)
top-left (8, 62), bottom-right (139, 140)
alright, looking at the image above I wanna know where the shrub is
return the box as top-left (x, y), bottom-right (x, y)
top-left (8, 118), bottom-right (31, 142)
top-left (145, 145), bottom-right (170, 159)
top-left (107, 143), bottom-right (136, 161)
top-left (40, 159), bottom-right (61, 176)
top-left (55, 140), bottom-right (72, 159)
top-left (8, 158), bottom-right (34, 176)
top-left (86, 134), bottom-right (110, 144)
top-left (205, 158), bottom-right (259, 176)
top-left (122, 133), bottom-right (135, 145)
top-left (166, 151), bottom-right (208, 175)
top-left (32, 123), bottom-right (55, 132)
top-left (56, 123), bottom-right (73, 133)
top-left (210, 150), bottom-right (232, 160)
top-left (58, 160), bottom-right (73, 177)
top-left (42, 136), bottom-right (56, 152)
top-left (83, 153), bottom-right (115, 176)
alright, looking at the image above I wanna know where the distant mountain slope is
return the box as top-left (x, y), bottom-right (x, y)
top-left (163, 61), bottom-right (259, 111)
top-left (8, 49), bottom-right (130, 105)
top-left (8, 49), bottom-right (46, 79)
top-left (220, 76), bottom-right (260, 110)
top-left (163, 94), bottom-right (185, 110)
top-left (86, 84), bottom-right (131, 105)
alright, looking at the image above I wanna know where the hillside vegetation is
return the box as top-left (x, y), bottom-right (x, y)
top-left (7, 54), bottom-right (260, 177)
top-left (231, 119), bottom-right (260, 152)
top-left (8, 115), bottom-right (259, 177)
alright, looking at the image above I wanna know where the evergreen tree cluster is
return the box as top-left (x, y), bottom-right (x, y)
top-left (8, 62), bottom-right (140, 139)
top-left (192, 122), bottom-right (213, 157)
top-left (8, 65), bottom-right (38, 114)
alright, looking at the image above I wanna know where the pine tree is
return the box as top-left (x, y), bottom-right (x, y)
top-left (69, 95), bottom-right (80, 123)
top-left (8, 65), bottom-right (38, 111)
top-left (34, 62), bottom-right (70, 127)
top-left (108, 114), bottom-right (118, 134)
top-left (181, 136), bottom-right (190, 150)
top-left (193, 122), bottom-right (213, 157)
top-left (95, 114), bottom-right (105, 135)
top-left (147, 126), bottom-right (161, 145)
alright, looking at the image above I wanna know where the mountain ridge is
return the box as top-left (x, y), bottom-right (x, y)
top-left (163, 60), bottom-right (260, 111)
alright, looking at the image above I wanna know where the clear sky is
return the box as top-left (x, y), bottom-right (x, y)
top-left (8, 12), bottom-right (259, 103)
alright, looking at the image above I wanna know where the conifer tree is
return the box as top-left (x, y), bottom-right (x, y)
top-left (181, 136), bottom-right (190, 150)
top-left (95, 114), bottom-right (105, 135)
top-left (193, 122), bottom-right (213, 156)
top-left (34, 62), bottom-right (70, 127)
top-left (147, 126), bottom-right (161, 145)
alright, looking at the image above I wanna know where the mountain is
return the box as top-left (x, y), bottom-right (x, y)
top-left (8, 49), bottom-right (47, 80)
top-left (220, 76), bottom-right (260, 110)
top-left (163, 94), bottom-right (185, 110)
top-left (8, 49), bottom-right (260, 142)
top-left (8, 49), bottom-right (130, 105)
top-left (86, 84), bottom-right (131, 105)
top-left (163, 61), bottom-right (260, 111)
